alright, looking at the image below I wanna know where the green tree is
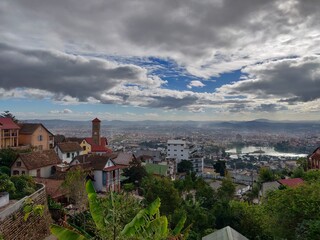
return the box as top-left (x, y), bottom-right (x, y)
top-left (263, 182), bottom-right (320, 239)
top-left (217, 177), bottom-right (235, 201)
top-left (0, 110), bottom-right (18, 123)
top-left (0, 173), bottom-right (15, 194)
top-left (258, 167), bottom-right (276, 183)
top-left (10, 175), bottom-right (36, 199)
top-left (62, 169), bottom-right (88, 210)
top-left (0, 148), bottom-right (18, 168)
top-left (51, 180), bottom-right (187, 240)
top-left (297, 157), bottom-right (308, 171)
top-left (177, 160), bottom-right (193, 173)
top-left (123, 157), bottom-right (147, 186)
top-left (213, 160), bottom-right (226, 176)
top-left (142, 176), bottom-right (182, 215)
top-left (0, 166), bottom-right (11, 176)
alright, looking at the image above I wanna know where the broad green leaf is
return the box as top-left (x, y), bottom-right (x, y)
top-left (50, 224), bottom-right (87, 240)
top-left (172, 214), bottom-right (186, 236)
top-left (86, 180), bottom-right (106, 231)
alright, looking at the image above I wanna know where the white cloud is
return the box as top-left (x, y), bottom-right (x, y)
top-left (187, 80), bottom-right (205, 89)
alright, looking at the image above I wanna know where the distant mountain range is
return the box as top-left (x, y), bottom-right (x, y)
top-left (22, 119), bottom-right (320, 133)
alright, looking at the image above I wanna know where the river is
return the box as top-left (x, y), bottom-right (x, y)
top-left (226, 146), bottom-right (308, 158)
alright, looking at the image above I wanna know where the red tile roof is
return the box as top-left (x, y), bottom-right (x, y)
top-left (84, 137), bottom-right (112, 153)
top-left (92, 118), bottom-right (101, 122)
top-left (57, 142), bottom-right (83, 153)
top-left (0, 118), bottom-right (20, 130)
top-left (17, 150), bottom-right (61, 170)
top-left (278, 178), bottom-right (304, 188)
top-left (19, 123), bottom-right (53, 135)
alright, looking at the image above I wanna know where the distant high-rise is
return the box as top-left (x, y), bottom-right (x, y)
top-left (92, 118), bottom-right (101, 146)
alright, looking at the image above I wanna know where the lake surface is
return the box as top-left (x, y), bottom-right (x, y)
top-left (226, 146), bottom-right (307, 158)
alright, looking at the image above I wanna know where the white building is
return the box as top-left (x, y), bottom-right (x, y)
top-left (167, 139), bottom-right (189, 163)
top-left (167, 139), bottom-right (203, 174)
top-left (55, 142), bottom-right (83, 163)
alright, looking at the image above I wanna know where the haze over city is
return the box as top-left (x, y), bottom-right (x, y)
top-left (1, 0), bottom-right (320, 121)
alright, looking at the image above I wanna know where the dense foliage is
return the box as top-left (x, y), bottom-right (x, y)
top-left (0, 173), bottom-right (37, 199)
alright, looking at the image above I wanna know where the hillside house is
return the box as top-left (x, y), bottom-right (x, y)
top-left (0, 118), bottom-right (20, 149)
top-left (308, 147), bottom-right (320, 170)
top-left (11, 150), bottom-right (61, 178)
top-left (55, 142), bottom-right (83, 163)
top-left (19, 123), bottom-right (54, 150)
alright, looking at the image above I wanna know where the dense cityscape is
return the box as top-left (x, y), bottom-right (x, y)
top-left (1, 0), bottom-right (320, 239)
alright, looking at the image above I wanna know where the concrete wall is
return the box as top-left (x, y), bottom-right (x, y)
top-left (93, 170), bottom-right (103, 192)
top-left (0, 184), bottom-right (52, 240)
top-left (0, 192), bottom-right (9, 208)
top-left (28, 165), bottom-right (54, 178)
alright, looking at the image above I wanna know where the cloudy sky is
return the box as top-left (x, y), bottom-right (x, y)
top-left (1, 0), bottom-right (320, 121)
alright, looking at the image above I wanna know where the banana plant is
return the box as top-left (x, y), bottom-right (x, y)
top-left (51, 180), bottom-right (188, 240)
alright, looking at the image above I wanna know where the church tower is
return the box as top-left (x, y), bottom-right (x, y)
top-left (92, 118), bottom-right (101, 145)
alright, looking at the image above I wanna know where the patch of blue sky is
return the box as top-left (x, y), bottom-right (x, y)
top-left (78, 53), bottom-right (246, 93)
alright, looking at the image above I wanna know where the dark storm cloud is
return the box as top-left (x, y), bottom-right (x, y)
top-left (1, 0), bottom-right (319, 65)
top-left (222, 56), bottom-right (320, 102)
top-left (146, 95), bottom-right (199, 109)
top-left (0, 43), bottom-right (151, 101)
top-left (254, 104), bottom-right (288, 112)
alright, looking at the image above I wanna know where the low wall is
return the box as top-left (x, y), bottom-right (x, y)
top-left (0, 184), bottom-right (52, 240)
top-left (0, 193), bottom-right (9, 208)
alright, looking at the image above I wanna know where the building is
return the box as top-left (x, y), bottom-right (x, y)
top-left (0, 118), bottom-right (20, 149)
top-left (189, 156), bottom-right (204, 173)
top-left (11, 150), bottom-right (61, 178)
top-left (167, 139), bottom-right (204, 174)
top-left (167, 139), bottom-right (189, 163)
top-left (19, 123), bottom-right (54, 150)
top-left (135, 149), bottom-right (162, 163)
top-left (202, 226), bottom-right (249, 240)
top-left (308, 147), bottom-right (320, 170)
top-left (71, 153), bottom-right (124, 192)
top-left (80, 118), bottom-right (112, 155)
top-left (88, 154), bottom-right (122, 192)
top-left (55, 142), bottom-right (83, 163)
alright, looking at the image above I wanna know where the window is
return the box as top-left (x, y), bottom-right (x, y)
top-left (16, 161), bottom-right (21, 167)
top-left (181, 154), bottom-right (183, 156)
top-left (72, 153), bottom-right (75, 158)
top-left (38, 135), bottom-right (43, 141)
top-left (103, 172), bottom-right (107, 185)
top-left (83, 146), bottom-right (86, 151)
top-left (67, 153), bottom-right (70, 158)
top-left (181, 150), bottom-right (183, 152)
top-left (174, 149), bottom-right (177, 151)
top-left (168, 149), bottom-right (170, 151)
top-left (37, 169), bottom-right (41, 177)
top-left (22, 171), bottom-right (25, 175)
top-left (13, 170), bottom-right (19, 175)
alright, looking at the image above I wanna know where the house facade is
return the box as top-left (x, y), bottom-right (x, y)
top-left (308, 147), bottom-right (320, 170)
top-left (0, 118), bottom-right (20, 149)
top-left (19, 123), bottom-right (54, 150)
top-left (55, 142), bottom-right (83, 163)
top-left (11, 150), bottom-right (61, 178)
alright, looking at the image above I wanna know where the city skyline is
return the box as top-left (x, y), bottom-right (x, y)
top-left (1, 0), bottom-right (320, 121)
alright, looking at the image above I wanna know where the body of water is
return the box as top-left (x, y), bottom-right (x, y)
top-left (226, 146), bottom-right (307, 158)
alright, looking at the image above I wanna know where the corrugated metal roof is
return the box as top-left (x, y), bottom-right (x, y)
top-left (202, 226), bottom-right (249, 240)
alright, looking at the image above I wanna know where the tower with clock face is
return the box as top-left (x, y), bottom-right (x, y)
top-left (92, 118), bottom-right (101, 145)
